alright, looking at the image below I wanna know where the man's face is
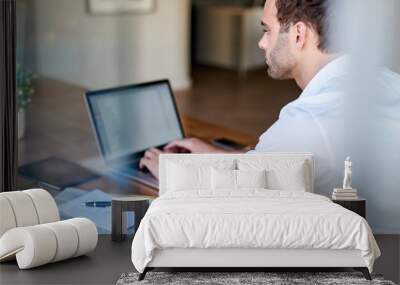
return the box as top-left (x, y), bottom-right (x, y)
top-left (259, 0), bottom-right (296, 79)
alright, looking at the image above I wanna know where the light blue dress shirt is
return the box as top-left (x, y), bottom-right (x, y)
top-left (251, 56), bottom-right (400, 233)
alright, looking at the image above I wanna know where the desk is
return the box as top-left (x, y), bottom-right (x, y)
top-left (17, 78), bottom-right (258, 196)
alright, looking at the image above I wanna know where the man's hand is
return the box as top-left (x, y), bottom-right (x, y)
top-left (139, 148), bottom-right (163, 179)
top-left (139, 138), bottom-right (246, 179)
top-left (138, 138), bottom-right (220, 179)
top-left (163, 138), bottom-right (223, 153)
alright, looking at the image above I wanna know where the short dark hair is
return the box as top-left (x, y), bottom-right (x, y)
top-left (275, 0), bottom-right (333, 52)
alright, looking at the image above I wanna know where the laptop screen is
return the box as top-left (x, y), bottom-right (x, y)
top-left (86, 81), bottom-right (184, 163)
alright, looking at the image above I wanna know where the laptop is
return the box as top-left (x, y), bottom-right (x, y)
top-left (85, 79), bottom-right (185, 189)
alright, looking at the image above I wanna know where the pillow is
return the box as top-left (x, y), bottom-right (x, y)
top-left (266, 162), bottom-right (306, 191)
top-left (166, 159), bottom-right (236, 192)
top-left (211, 169), bottom-right (236, 190)
top-left (236, 169), bottom-right (267, 189)
top-left (167, 162), bottom-right (211, 191)
top-left (211, 169), bottom-right (268, 190)
top-left (238, 159), bottom-right (307, 191)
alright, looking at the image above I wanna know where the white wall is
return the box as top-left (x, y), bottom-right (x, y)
top-left (25, 0), bottom-right (191, 90)
top-left (386, 0), bottom-right (400, 73)
top-left (393, 7), bottom-right (400, 73)
top-left (195, 6), bottom-right (264, 72)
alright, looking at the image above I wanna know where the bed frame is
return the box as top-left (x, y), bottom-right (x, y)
top-left (139, 248), bottom-right (371, 280)
top-left (138, 154), bottom-right (372, 281)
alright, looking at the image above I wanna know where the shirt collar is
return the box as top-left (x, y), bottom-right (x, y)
top-left (300, 55), bottom-right (350, 97)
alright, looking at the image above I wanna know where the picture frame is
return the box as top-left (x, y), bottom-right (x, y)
top-left (88, 0), bottom-right (155, 15)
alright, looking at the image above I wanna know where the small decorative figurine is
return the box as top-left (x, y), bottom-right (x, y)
top-left (342, 156), bottom-right (353, 190)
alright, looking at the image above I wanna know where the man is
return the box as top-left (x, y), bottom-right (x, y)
top-left (139, 0), bottom-right (400, 204)
top-left (140, 0), bottom-right (338, 184)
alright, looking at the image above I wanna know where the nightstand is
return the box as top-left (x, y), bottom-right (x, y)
top-left (332, 198), bottom-right (366, 218)
top-left (111, 195), bottom-right (155, 242)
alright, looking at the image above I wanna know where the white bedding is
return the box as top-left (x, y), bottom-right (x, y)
top-left (131, 190), bottom-right (380, 273)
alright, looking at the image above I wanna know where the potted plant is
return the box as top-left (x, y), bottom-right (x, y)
top-left (16, 64), bottom-right (35, 139)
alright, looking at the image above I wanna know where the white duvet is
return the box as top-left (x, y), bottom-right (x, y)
top-left (131, 190), bottom-right (380, 273)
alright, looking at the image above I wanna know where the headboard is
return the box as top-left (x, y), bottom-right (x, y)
top-left (159, 153), bottom-right (314, 196)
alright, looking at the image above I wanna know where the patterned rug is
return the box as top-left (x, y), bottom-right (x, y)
top-left (116, 271), bottom-right (396, 285)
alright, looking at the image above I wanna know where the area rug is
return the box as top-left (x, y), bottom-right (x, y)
top-left (116, 272), bottom-right (396, 285)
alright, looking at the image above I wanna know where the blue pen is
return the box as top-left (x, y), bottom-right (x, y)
top-left (84, 201), bottom-right (111, 207)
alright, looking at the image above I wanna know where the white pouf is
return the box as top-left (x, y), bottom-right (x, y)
top-left (1, 191), bottom-right (40, 227)
top-left (23, 189), bottom-right (60, 223)
top-left (0, 196), bottom-right (17, 237)
top-left (0, 218), bottom-right (98, 269)
top-left (0, 189), bottom-right (98, 269)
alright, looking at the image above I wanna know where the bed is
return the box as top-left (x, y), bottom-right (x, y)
top-left (131, 153), bottom-right (380, 281)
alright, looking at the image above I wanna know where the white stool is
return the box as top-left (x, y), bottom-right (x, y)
top-left (0, 189), bottom-right (98, 269)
